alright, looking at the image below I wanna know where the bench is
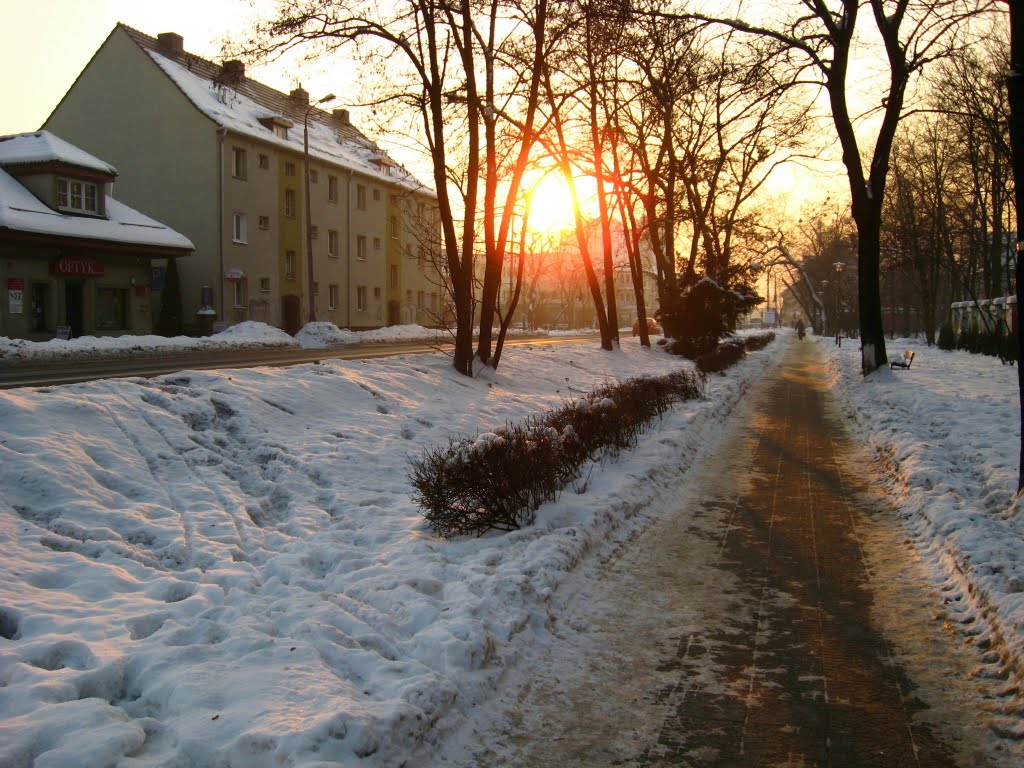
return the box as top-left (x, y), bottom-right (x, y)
top-left (890, 350), bottom-right (915, 370)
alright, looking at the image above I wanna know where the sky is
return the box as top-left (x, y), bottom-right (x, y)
top-left (1, 324), bottom-right (1022, 765)
top-left (0, 0), bottom-right (352, 137)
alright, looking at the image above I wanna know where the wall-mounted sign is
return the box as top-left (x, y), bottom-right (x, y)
top-left (51, 255), bottom-right (104, 277)
top-left (224, 268), bottom-right (245, 282)
top-left (150, 266), bottom-right (166, 291)
top-left (7, 277), bottom-right (24, 314)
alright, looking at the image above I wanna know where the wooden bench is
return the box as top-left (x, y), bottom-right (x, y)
top-left (890, 350), bottom-right (915, 370)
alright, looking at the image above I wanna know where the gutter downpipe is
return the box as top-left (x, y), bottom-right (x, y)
top-left (217, 126), bottom-right (227, 322)
top-left (346, 168), bottom-right (353, 328)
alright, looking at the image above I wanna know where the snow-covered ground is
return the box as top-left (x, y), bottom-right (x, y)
top-left (1, 325), bottom-right (1021, 766)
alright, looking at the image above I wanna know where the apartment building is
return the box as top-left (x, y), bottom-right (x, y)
top-left (0, 131), bottom-right (192, 340)
top-left (44, 24), bottom-right (441, 335)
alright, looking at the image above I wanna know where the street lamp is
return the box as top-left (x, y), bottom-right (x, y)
top-left (821, 280), bottom-right (830, 335)
top-left (304, 92), bottom-right (336, 325)
top-left (833, 261), bottom-right (845, 340)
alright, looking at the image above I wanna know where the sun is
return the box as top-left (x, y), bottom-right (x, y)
top-left (523, 173), bottom-right (579, 235)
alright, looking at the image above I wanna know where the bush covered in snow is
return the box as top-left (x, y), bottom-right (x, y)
top-left (694, 332), bottom-right (775, 374)
top-left (410, 369), bottom-right (707, 538)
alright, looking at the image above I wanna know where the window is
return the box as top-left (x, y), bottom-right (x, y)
top-left (310, 225), bottom-right (319, 240)
top-left (232, 212), bottom-right (248, 243)
top-left (57, 178), bottom-right (99, 214)
top-left (374, 286), bottom-right (381, 300)
top-left (356, 184), bottom-right (366, 210)
top-left (310, 169), bottom-right (319, 183)
top-left (357, 285), bottom-right (367, 311)
top-left (285, 250), bottom-right (296, 280)
top-left (390, 265), bottom-right (398, 289)
top-left (328, 229), bottom-right (339, 258)
top-left (284, 189), bottom-right (296, 218)
top-left (329, 284), bottom-right (339, 310)
top-left (95, 287), bottom-right (127, 330)
top-left (390, 215), bottom-right (399, 240)
top-left (417, 290), bottom-right (425, 310)
top-left (258, 215), bottom-right (270, 230)
top-left (431, 292), bottom-right (438, 313)
top-left (373, 237), bottom-right (381, 251)
top-left (285, 161), bottom-right (296, 176)
top-left (356, 235), bottom-right (367, 261)
top-left (258, 153), bottom-right (270, 170)
top-left (374, 189), bottom-right (382, 202)
top-left (260, 277), bottom-right (271, 293)
top-left (233, 279), bottom-right (247, 308)
top-left (232, 147), bottom-right (246, 179)
top-left (328, 175), bottom-right (338, 202)
top-left (273, 124), bottom-right (289, 140)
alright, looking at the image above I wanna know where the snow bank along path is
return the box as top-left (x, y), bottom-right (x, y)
top-left (0, 337), bottom-right (774, 767)
top-left (822, 337), bottom-right (1024, 735)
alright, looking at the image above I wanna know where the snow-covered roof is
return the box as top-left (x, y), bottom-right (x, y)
top-left (126, 27), bottom-right (433, 196)
top-left (0, 131), bottom-right (117, 176)
top-left (0, 168), bottom-right (193, 252)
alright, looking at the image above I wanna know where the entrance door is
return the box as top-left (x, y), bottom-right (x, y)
top-left (388, 299), bottom-right (400, 326)
top-left (281, 294), bottom-right (301, 335)
top-left (30, 283), bottom-right (49, 333)
top-left (65, 280), bottom-right (84, 338)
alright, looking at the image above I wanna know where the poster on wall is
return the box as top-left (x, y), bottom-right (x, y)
top-left (7, 277), bottom-right (24, 314)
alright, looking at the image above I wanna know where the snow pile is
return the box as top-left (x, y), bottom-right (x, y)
top-left (295, 322), bottom-right (448, 348)
top-left (820, 337), bottom-right (1024, 688)
top-left (0, 334), bottom-right (779, 767)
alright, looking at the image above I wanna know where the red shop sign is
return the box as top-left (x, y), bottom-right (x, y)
top-left (51, 255), bottom-right (105, 277)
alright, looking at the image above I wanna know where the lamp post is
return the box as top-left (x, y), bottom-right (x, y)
top-left (304, 93), bottom-right (336, 325)
top-left (821, 280), bottom-right (830, 335)
top-left (833, 261), bottom-right (845, 340)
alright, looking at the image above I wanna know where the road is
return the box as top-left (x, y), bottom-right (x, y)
top-left (0, 334), bottom-right (598, 389)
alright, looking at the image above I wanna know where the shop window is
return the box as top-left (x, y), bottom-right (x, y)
top-left (95, 287), bottom-right (128, 330)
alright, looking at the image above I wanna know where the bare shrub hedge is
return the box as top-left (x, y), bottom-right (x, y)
top-left (410, 368), bottom-right (707, 538)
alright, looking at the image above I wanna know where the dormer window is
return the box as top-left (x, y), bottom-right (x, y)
top-left (257, 116), bottom-right (294, 141)
top-left (58, 178), bottom-right (100, 215)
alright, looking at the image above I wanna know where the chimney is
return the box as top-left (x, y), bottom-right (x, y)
top-left (289, 87), bottom-right (310, 105)
top-left (332, 108), bottom-right (350, 126)
top-left (223, 60), bottom-right (245, 81)
top-left (157, 32), bottom-right (185, 56)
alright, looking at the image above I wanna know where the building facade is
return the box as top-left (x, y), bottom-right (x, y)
top-left (0, 131), bottom-right (192, 340)
top-left (44, 25), bottom-right (440, 335)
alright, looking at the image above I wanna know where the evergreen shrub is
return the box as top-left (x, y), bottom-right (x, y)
top-left (410, 368), bottom-right (707, 538)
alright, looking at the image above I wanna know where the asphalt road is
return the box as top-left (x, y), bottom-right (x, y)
top-left (0, 334), bottom-right (599, 389)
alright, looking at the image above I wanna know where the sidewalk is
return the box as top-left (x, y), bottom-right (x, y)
top-left (440, 337), bottom-right (1004, 767)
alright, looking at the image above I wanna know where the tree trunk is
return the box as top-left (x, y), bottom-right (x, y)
top-left (1007, 3), bottom-right (1024, 493)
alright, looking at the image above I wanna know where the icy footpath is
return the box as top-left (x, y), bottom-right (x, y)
top-left (821, 337), bottom-right (1024, 736)
top-left (0, 337), bottom-right (778, 767)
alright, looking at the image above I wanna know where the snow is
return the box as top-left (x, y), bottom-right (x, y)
top-left (1, 326), bottom-right (1021, 765)
top-left (0, 131), bottom-right (117, 176)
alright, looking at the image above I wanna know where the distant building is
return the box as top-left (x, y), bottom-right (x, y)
top-left (44, 24), bottom-right (440, 335)
top-left (0, 131), bottom-right (192, 340)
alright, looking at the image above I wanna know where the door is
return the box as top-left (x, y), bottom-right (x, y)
top-left (65, 280), bottom-right (84, 338)
top-left (281, 294), bottom-right (301, 335)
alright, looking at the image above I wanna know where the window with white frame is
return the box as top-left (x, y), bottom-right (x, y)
top-left (284, 189), bottom-right (296, 218)
top-left (357, 285), bottom-right (367, 311)
top-left (285, 250), bottom-right (296, 280)
top-left (233, 279), bottom-right (247, 308)
top-left (390, 215), bottom-right (399, 240)
top-left (328, 175), bottom-right (338, 202)
top-left (273, 124), bottom-right (289, 140)
top-left (329, 283), bottom-right (339, 310)
top-left (57, 178), bottom-right (99, 214)
top-left (232, 147), bottom-right (247, 179)
top-left (328, 229), bottom-right (339, 258)
top-left (373, 237), bottom-right (381, 251)
top-left (232, 212), bottom-right (248, 243)
top-left (356, 184), bottom-right (366, 210)
top-left (356, 235), bottom-right (367, 261)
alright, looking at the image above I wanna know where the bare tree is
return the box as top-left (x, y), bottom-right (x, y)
top-left (666, 0), bottom-right (999, 374)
